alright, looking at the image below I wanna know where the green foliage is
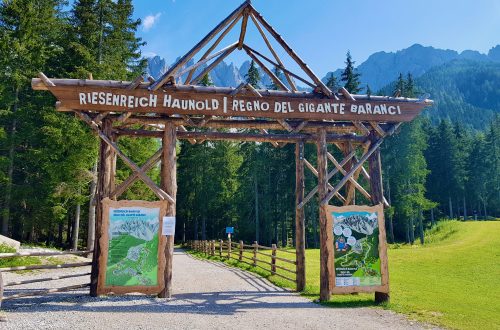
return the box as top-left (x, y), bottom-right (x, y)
top-left (325, 73), bottom-right (338, 92)
top-left (341, 51), bottom-right (362, 94)
top-left (199, 73), bottom-right (214, 87)
top-left (0, 244), bottom-right (41, 267)
top-left (245, 60), bottom-right (261, 89)
top-left (267, 66), bottom-right (285, 91)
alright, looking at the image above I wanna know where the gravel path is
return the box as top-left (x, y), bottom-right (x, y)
top-left (1, 249), bottom-right (435, 330)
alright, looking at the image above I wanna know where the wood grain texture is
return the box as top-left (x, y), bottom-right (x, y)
top-left (295, 142), bottom-right (306, 291)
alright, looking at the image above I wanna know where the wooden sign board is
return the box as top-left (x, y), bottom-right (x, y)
top-left (326, 204), bottom-right (389, 294)
top-left (32, 80), bottom-right (430, 123)
top-left (98, 198), bottom-right (169, 295)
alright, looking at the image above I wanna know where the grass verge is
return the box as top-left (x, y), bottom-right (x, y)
top-left (187, 221), bottom-right (500, 330)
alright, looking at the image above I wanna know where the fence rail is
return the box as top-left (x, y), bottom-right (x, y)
top-left (0, 249), bottom-right (93, 308)
top-left (189, 240), bottom-right (298, 289)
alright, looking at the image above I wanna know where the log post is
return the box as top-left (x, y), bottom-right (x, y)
top-left (317, 128), bottom-right (334, 301)
top-left (253, 241), bottom-right (258, 267)
top-left (90, 118), bottom-right (115, 297)
top-left (368, 131), bottom-right (390, 304)
top-left (239, 240), bottom-right (244, 261)
top-left (227, 237), bottom-right (232, 259)
top-left (159, 122), bottom-right (177, 299)
top-left (271, 244), bottom-right (277, 273)
top-left (219, 239), bottom-right (223, 258)
top-left (0, 271), bottom-right (3, 309)
top-left (295, 142), bottom-right (306, 291)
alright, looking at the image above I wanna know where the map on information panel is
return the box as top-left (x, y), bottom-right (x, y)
top-left (332, 210), bottom-right (381, 287)
top-left (105, 206), bottom-right (160, 287)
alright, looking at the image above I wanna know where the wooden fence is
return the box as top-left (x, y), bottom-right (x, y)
top-left (189, 240), bottom-right (298, 289)
top-left (0, 250), bottom-right (92, 309)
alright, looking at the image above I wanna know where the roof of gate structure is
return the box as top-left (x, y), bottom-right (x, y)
top-left (32, 0), bottom-right (433, 135)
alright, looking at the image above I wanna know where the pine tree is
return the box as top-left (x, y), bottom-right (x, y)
top-left (405, 73), bottom-right (415, 98)
top-left (199, 73), bottom-right (214, 87)
top-left (245, 60), bottom-right (261, 88)
top-left (394, 73), bottom-right (405, 97)
top-left (366, 85), bottom-right (372, 97)
top-left (341, 51), bottom-right (362, 94)
top-left (267, 66), bottom-right (284, 90)
top-left (325, 73), bottom-right (338, 92)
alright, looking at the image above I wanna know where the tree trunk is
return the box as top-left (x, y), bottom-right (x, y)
top-left (254, 175), bottom-right (259, 242)
top-left (409, 217), bottom-right (415, 244)
top-left (72, 200), bottom-right (81, 251)
top-left (388, 213), bottom-right (395, 243)
top-left (449, 196), bottom-right (453, 218)
top-left (430, 208), bottom-right (435, 227)
top-left (418, 209), bottom-right (424, 245)
top-left (87, 161), bottom-right (98, 252)
top-left (58, 222), bottom-right (64, 247)
top-left (463, 196), bottom-right (467, 221)
top-left (2, 88), bottom-right (19, 236)
top-left (66, 213), bottom-right (72, 246)
top-left (194, 218), bottom-right (198, 240)
top-left (201, 215), bottom-right (206, 241)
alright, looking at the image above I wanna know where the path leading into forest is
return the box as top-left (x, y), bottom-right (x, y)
top-left (2, 249), bottom-right (435, 330)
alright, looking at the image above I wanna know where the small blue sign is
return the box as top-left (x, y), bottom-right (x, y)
top-left (226, 227), bottom-right (234, 234)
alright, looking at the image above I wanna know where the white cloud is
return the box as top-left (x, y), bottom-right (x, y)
top-left (142, 13), bottom-right (161, 32)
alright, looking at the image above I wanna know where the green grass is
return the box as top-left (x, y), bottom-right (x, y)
top-left (0, 244), bottom-right (41, 268)
top-left (189, 221), bottom-right (500, 330)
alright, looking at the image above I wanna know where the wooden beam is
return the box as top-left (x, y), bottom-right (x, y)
top-left (297, 145), bottom-right (362, 209)
top-left (238, 10), bottom-right (249, 50)
top-left (242, 45), bottom-right (316, 89)
top-left (249, 13), bottom-right (297, 91)
top-left (295, 142), bottom-right (306, 291)
top-left (316, 129), bottom-right (334, 301)
top-left (158, 122), bottom-right (177, 299)
top-left (327, 150), bottom-right (371, 201)
top-left (245, 83), bottom-right (263, 98)
top-left (340, 87), bottom-right (355, 101)
top-left (185, 15), bottom-right (243, 84)
top-left (177, 125), bottom-right (197, 145)
top-left (116, 129), bottom-right (368, 144)
top-left (353, 121), bottom-right (371, 136)
top-left (278, 119), bottom-right (294, 132)
top-left (190, 44), bottom-right (238, 85)
top-left (244, 47), bottom-right (290, 92)
top-left (110, 148), bottom-right (163, 199)
top-left (304, 158), bottom-right (346, 203)
top-left (176, 42), bottom-right (238, 79)
top-left (76, 112), bottom-right (175, 204)
top-left (38, 72), bottom-right (55, 87)
top-left (292, 121), bottom-right (309, 133)
top-left (151, 1), bottom-right (249, 90)
top-left (320, 124), bottom-right (401, 206)
top-left (249, 7), bottom-right (333, 97)
top-left (127, 75), bottom-right (144, 90)
top-left (370, 121), bottom-right (386, 137)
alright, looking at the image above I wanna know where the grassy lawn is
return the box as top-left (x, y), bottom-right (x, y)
top-left (188, 221), bottom-right (500, 330)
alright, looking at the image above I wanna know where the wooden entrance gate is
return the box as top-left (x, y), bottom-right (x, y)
top-left (31, 0), bottom-right (431, 302)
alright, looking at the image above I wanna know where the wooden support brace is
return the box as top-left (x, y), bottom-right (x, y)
top-left (320, 124), bottom-right (401, 206)
top-left (278, 119), bottom-right (294, 132)
top-left (185, 15), bottom-right (243, 83)
top-left (327, 152), bottom-right (371, 201)
top-left (151, 1), bottom-right (248, 90)
top-left (292, 121), bottom-right (308, 133)
top-left (38, 72), bottom-right (55, 87)
top-left (353, 121), bottom-right (371, 136)
top-left (244, 47), bottom-right (290, 92)
top-left (303, 158), bottom-right (346, 203)
top-left (94, 112), bottom-right (110, 126)
top-left (249, 13), bottom-right (297, 91)
top-left (190, 45), bottom-right (238, 85)
top-left (339, 87), bottom-right (356, 101)
top-left (177, 125), bottom-right (197, 145)
top-left (370, 121), bottom-right (386, 137)
top-left (110, 147), bottom-right (163, 199)
top-left (76, 112), bottom-right (175, 204)
top-left (238, 10), bottom-right (249, 49)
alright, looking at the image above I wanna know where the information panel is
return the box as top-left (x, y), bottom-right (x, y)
top-left (327, 204), bottom-right (389, 294)
top-left (98, 198), bottom-right (168, 295)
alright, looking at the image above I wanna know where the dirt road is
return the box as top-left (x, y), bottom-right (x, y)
top-left (1, 249), bottom-right (434, 329)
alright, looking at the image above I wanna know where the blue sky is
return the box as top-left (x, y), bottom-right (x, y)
top-left (132, 0), bottom-right (500, 76)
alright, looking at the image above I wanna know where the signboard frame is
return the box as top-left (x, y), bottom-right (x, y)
top-left (97, 198), bottom-right (169, 295)
top-left (326, 204), bottom-right (389, 295)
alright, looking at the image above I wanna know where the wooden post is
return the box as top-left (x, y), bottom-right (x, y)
top-left (295, 142), bottom-right (306, 291)
top-left (219, 239), bottom-right (223, 258)
top-left (271, 244), bottom-right (277, 273)
top-left (0, 271), bottom-right (3, 310)
top-left (317, 129), bottom-right (334, 301)
top-left (368, 131), bottom-right (390, 304)
top-left (159, 122), bottom-right (177, 299)
top-left (227, 237), bottom-right (232, 259)
top-left (90, 118), bottom-right (115, 297)
top-left (253, 241), bottom-right (258, 267)
top-left (239, 240), bottom-right (244, 261)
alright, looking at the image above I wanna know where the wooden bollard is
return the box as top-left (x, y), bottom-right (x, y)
top-left (253, 241), bottom-right (258, 267)
top-left (271, 244), bottom-right (277, 273)
top-left (227, 238), bottom-right (232, 259)
top-left (211, 240), bottom-right (215, 256)
top-left (219, 239), bottom-right (223, 258)
top-left (239, 241), bottom-right (244, 262)
top-left (0, 271), bottom-right (3, 310)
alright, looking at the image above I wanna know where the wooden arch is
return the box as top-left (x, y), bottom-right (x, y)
top-left (32, 0), bottom-right (432, 302)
